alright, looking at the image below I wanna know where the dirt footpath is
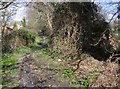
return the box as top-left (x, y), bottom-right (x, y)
top-left (19, 53), bottom-right (70, 87)
top-left (18, 52), bottom-right (120, 88)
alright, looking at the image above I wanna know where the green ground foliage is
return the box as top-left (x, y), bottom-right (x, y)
top-left (2, 29), bottom-right (35, 53)
top-left (1, 46), bottom-right (32, 88)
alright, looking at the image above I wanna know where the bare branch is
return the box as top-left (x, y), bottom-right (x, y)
top-left (0, 2), bottom-right (13, 10)
top-left (109, 11), bottom-right (118, 23)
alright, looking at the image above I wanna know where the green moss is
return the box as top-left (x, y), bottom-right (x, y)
top-left (62, 68), bottom-right (74, 78)
top-left (35, 36), bottom-right (40, 43)
top-left (15, 46), bottom-right (31, 53)
top-left (34, 48), bottom-right (51, 60)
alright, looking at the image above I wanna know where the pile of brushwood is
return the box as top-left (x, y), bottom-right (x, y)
top-left (50, 2), bottom-right (119, 61)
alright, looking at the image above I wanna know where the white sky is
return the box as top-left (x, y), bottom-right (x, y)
top-left (99, 3), bottom-right (118, 22)
top-left (14, 6), bottom-right (26, 21)
top-left (13, 1), bottom-right (119, 22)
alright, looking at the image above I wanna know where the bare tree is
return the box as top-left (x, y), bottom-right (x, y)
top-left (0, 0), bottom-right (27, 36)
top-left (26, 2), bottom-right (54, 34)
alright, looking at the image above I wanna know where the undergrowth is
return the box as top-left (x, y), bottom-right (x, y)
top-left (1, 46), bottom-right (32, 88)
top-left (70, 69), bottom-right (100, 87)
top-left (62, 68), bottom-right (75, 78)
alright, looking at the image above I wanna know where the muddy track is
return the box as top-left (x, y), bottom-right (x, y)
top-left (18, 48), bottom-right (69, 88)
top-left (19, 51), bottom-right (45, 87)
top-left (17, 45), bottom-right (51, 87)
top-left (17, 46), bottom-right (120, 88)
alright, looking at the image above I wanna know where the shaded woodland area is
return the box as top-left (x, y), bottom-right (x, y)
top-left (0, 1), bottom-right (120, 88)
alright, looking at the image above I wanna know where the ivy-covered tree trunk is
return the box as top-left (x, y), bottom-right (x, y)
top-left (51, 2), bottom-right (110, 60)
